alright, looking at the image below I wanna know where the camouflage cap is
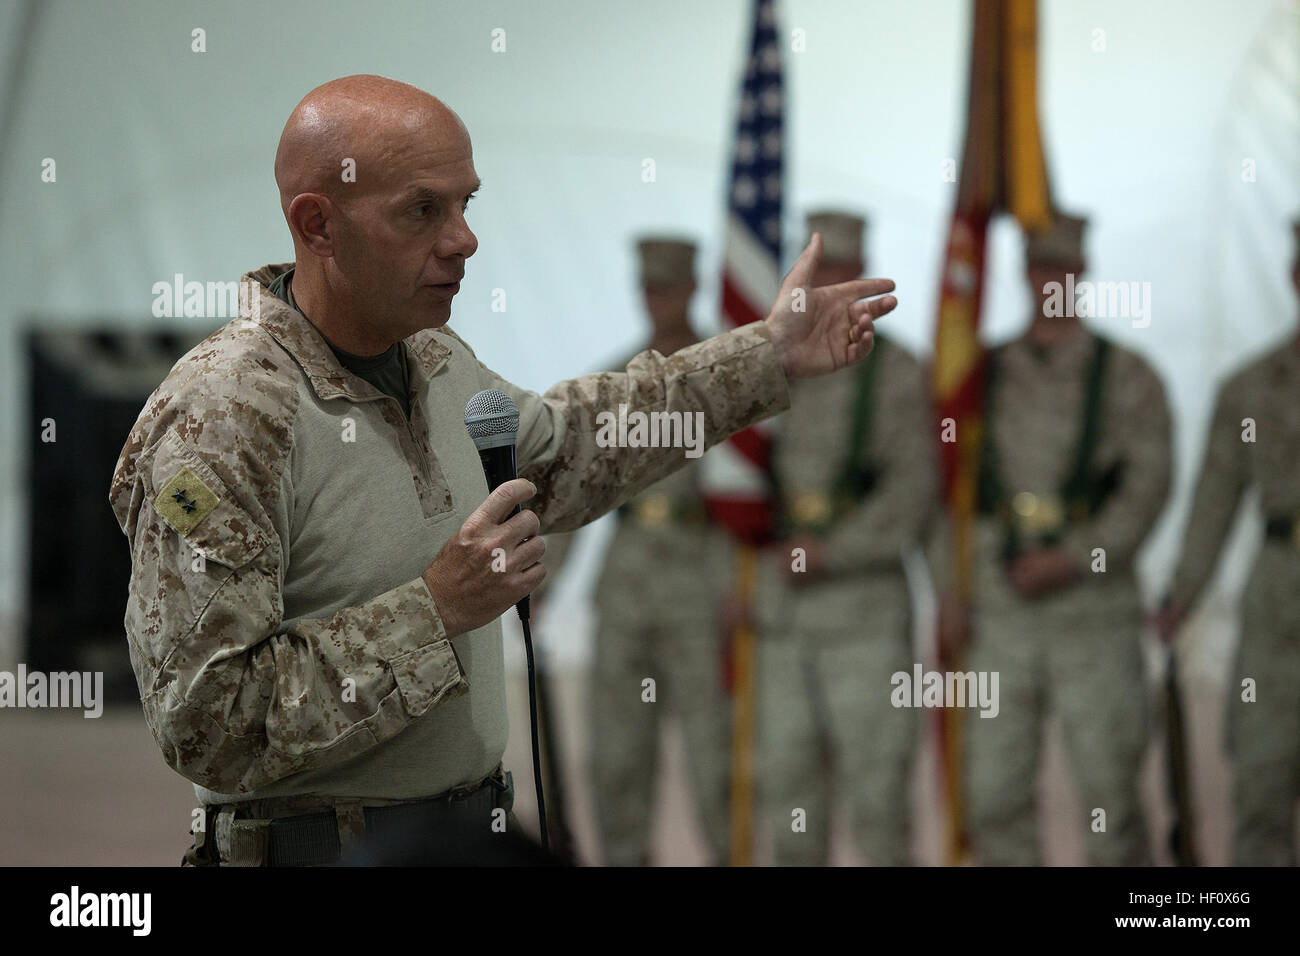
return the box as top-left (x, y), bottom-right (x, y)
top-left (637, 237), bottom-right (697, 288)
top-left (1026, 212), bottom-right (1088, 267)
top-left (806, 209), bottom-right (866, 264)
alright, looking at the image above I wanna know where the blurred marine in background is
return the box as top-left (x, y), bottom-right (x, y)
top-left (1158, 217), bottom-right (1300, 866)
top-left (942, 212), bottom-right (1173, 865)
top-left (756, 211), bottom-right (938, 865)
top-left (545, 239), bottom-right (736, 866)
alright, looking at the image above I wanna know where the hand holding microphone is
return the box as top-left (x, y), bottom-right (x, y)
top-left (421, 477), bottom-right (546, 638)
top-left (421, 390), bottom-right (546, 638)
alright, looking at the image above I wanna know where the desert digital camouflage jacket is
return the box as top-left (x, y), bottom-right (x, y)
top-left (108, 262), bottom-right (789, 802)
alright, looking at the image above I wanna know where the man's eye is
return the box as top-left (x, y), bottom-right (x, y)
top-left (411, 203), bottom-right (434, 217)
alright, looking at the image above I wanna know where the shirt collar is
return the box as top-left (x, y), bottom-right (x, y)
top-left (241, 263), bottom-right (450, 402)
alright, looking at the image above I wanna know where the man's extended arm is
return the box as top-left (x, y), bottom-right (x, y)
top-left (477, 234), bottom-right (899, 531)
top-left (480, 323), bottom-right (788, 532)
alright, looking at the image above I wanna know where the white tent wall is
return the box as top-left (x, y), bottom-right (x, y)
top-left (0, 0), bottom-right (1295, 682)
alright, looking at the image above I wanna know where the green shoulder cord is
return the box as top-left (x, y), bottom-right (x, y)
top-left (836, 335), bottom-right (887, 507)
top-left (1061, 336), bottom-right (1112, 521)
top-left (977, 335), bottom-right (1111, 562)
top-left (974, 348), bottom-right (1017, 560)
top-left (766, 337), bottom-right (887, 539)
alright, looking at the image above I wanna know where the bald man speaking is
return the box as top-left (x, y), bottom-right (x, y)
top-left (109, 75), bottom-right (896, 866)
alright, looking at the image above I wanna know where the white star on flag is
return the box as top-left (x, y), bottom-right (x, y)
top-left (733, 177), bottom-right (759, 206)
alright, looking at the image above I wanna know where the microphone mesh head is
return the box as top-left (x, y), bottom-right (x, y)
top-left (464, 389), bottom-right (520, 442)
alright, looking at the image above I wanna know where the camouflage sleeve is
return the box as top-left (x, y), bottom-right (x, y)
top-left (477, 322), bottom-right (790, 533)
top-left (1062, 351), bottom-right (1172, 571)
top-left (109, 371), bottom-right (467, 795)
top-left (1167, 379), bottom-right (1249, 611)
top-left (822, 348), bottom-right (940, 572)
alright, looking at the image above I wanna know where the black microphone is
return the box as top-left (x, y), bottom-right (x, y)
top-left (464, 387), bottom-right (550, 852)
top-left (463, 388), bottom-right (528, 621)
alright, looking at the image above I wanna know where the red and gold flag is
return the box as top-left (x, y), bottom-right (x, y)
top-left (932, 0), bottom-right (1053, 865)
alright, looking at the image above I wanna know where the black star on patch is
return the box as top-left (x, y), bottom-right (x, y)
top-left (170, 487), bottom-right (199, 513)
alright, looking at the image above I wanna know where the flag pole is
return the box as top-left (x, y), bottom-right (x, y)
top-left (931, 0), bottom-right (1053, 865)
top-left (728, 546), bottom-right (758, 867)
top-left (709, 0), bottom-right (785, 866)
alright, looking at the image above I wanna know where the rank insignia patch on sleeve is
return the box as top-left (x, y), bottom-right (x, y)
top-left (155, 465), bottom-right (220, 536)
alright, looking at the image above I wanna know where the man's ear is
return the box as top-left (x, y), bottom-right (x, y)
top-left (287, 193), bottom-right (334, 257)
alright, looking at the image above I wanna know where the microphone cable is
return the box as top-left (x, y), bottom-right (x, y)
top-left (517, 601), bottom-right (549, 853)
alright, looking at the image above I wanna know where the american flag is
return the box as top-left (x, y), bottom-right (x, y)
top-left (702, 0), bottom-right (783, 545)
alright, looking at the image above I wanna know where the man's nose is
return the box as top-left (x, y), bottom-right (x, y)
top-left (443, 211), bottom-right (478, 260)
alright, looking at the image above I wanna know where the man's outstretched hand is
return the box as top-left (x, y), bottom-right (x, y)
top-left (764, 233), bottom-right (898, 379)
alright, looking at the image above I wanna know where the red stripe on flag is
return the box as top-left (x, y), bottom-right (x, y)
top-left (704, 496), bottom-right (773, 546)
top-left (716, 271), bottom-right (773, 473)
top-left (727, 423), bottom-right (770, 471)
top-left (721, 274), bottom-right (767, 328)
